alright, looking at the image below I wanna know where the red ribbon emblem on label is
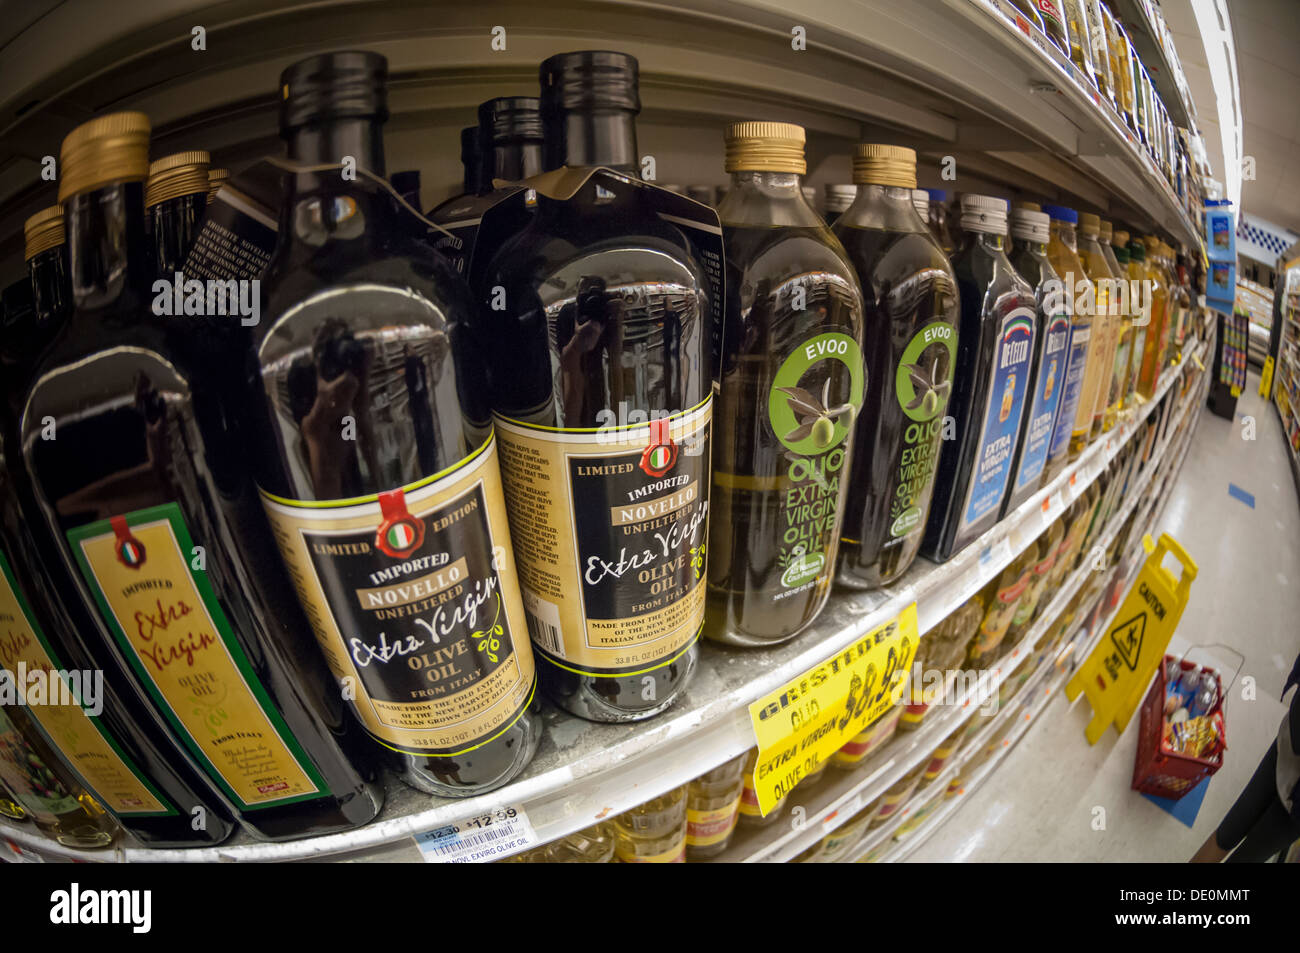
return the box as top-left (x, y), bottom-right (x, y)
top-left (375, 489), bottom-right (425, 558)
top-left (639, 417), bottom-right (678, 478)
top-left (111, 515), bottom-right (147, 569)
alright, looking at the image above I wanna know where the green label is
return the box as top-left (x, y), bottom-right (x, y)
top-left (890, 323), bottom-right (956, 538)
top-left (767, 333), bottom-right (865, 593)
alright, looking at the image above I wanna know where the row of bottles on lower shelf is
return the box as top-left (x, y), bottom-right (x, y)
top-left (0, 37), bottom-right (1208, 853)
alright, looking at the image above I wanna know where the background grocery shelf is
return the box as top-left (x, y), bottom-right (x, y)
top-left (1108, 0), bottom-right (1196, 128)
top-left (0, 0), bottom-right (1199, 282)
top-left (0, 329), bottom-right (1211, 863)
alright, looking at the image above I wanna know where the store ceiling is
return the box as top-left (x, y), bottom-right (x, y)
top-left (1163, 0), bottom-right (1300, 231)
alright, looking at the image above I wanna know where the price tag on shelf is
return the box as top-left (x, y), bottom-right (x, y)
top-left (1067, 471), bottom-right (1081, 500)
top-left (747, 604), bottom-right (919, 816)
top-left (413, 804), bottom-right (538, 863)
top-left (978, 536), bottom-right (1013, 570)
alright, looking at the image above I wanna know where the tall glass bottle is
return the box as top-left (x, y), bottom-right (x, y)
top-left (251, 53), bottom-right (540, 795)
top-left (478, 51), bottom-right (710, 721)
top-left (1125, 238), bottom-right (1152, 401)
top-left (1082, 0), bottom-right (1114, 108)
top-left (1103, 5), bottom-right (1134, 125)
top-left (1100, 220), bottom-right (1132, 426)
top-left (1077, 212), bottom-right (1118, 438)
top-left (1040, 204), bottom-right (1094, 480)
top-left (1042, 205), bottom-right (1101, 459)
top-left (146, 150), bottom-right (210, 278)
top-left (1133, 238), bottom-right (1169, 398)
top-left (0, 705), bottom-right (118, 848)
top-left (429, 126), bottom-right (486, 219)
top-left (22, 111), bottom-right (384, 839)
top-left (1061, 0), bottom-right (1098, 88)
top-left (479, 97), bottom-right (544, 186)
top-left (706, 121), bottom-right (864, 647)
top-left (6, 207), bottom-right (237, 849)
top-left (925, 188), bottom-right (954, 254)
top-left (1005, 208), bottom-right (1070, 513)
top-left (823, 184), bottom-right (856, 226)
top-left (834, 145), bottom-right (959, 587)
top-left (922, 195), bottom-right (1037, 561)
top-left (1036, 0), bottom-right (1072, 57)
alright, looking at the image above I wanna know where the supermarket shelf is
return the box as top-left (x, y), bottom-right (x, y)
top-left (782, 355), bottom-right (1207, 863)
top-left (0, 332), bottom-right (1211, 864)
top-left (0, 0), bottom-right (1199, 271)
top-left (1108, 0), bottom-right (1195, 128)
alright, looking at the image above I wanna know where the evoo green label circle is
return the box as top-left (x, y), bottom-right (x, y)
top-left (768, 333), bottom-right (865, 456)
top-left (896, 322), bottom-right (957, 421)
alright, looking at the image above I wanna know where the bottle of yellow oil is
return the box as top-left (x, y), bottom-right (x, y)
top-left (1133, 237), bottom-right (1168, 399)
top-left (1042, 205), bottom-right (1099, 461)
top-left (1077, 213), bottom-right (1118, 440)
top-left (1098, 220), bottom-right (1130, 429)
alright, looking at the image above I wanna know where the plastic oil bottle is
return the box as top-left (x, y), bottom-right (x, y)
top-left (1098, 220), bottom-right (1132, 428)
top-left (1077, 212), bottom-right (1120, 437)
top-left (922, 195), bottom-right (1036, 561)
top-left (1132, 238), bottom-right (1168, 399)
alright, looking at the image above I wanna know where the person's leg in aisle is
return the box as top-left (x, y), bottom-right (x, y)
top-left (1190, 746), bottom-right (1280, 862)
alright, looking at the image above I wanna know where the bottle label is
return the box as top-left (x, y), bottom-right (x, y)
top-left (1047, 324), bottom-right (1090, 461)
top-left (739, 775), bottom-right (763, 817)
top-left (0, 706), bottom-right (83, 819)
top-left (616, 837), bottom-right (687, 863)
top-left (0, 550), bottom-right (174, 816)
top-left (685, 796), bottom-right (741, 847)
top-left (494, 400), bottom-right (711, 677)
top-left (67, 503), bottom-right (327, 810)
top-left (890, 322), bottom-right (957, 539)
top-left (1014, 314), bottom-right (1071, 492)
top-left (959, 310), bottom-right (1036, 534)
top-left (761, 332), bottom-right (865, 594)
top-left (260, 435), bottom-right (536, 757)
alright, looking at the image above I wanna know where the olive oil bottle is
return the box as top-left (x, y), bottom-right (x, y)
top-left (706, 121), bottom-right (864, 647)
top-left (923, 195), bottom-right (1037, 561)
top-left (22, 111), bottom-right (384, 839)
top-left (1041, 204), bottom-right (1099, 462)
top-left (1004, 209), bottom-right (1070, 514)
top-left (145, 150), bottom-right (210, 277)
top-left (834, 145), bottom-right (959, 588)
top-left (477, 52), bottom-right (713, 721)
top-left (966, 547), bottom-right (1035, 669)
top-left (1077, 212), bottom-right (1119, 439)
top-left (251, 53), bottom-right (540, 796)
top-left (1098, 219), bottom-right (1131, 428)
top-left (428, 126), bottom-right (486, 219)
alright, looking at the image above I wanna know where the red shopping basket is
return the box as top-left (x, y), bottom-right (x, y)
top-left (1132, 654), bottom-right (1227, 800)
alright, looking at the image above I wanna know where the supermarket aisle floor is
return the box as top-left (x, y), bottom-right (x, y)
top-left (908, 372), bottom-right (1300, 862)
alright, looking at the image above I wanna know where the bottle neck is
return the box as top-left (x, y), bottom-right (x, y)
top-left (839, 182), bottom-right (925, 232)
top-left (28, 246), bottom-right (72, 329)
top-left (1051, 223), bottom-right (1078, 252)
top-left (544, 109), bottom-right (638, 174)
top-left (717, 170), bottom-right (822, 227)
top-left (963, 229), bottom-right (1006, 253)
top-left (488, 139), bottom-right (544, 185)
top-left (65, 181), bottom-right (150, 313)
top-left (285, 117), bottom-right (387, 191)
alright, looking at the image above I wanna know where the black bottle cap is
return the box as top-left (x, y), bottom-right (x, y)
top-left (477, 97), bottom-right (543, 144)
top-left (279, 51), bottom-right (388, 134)
top-left (540, 51), bottom-right (640, 115)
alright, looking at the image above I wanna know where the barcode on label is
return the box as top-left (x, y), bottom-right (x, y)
top-left (521, 589), bottom-right (564, 658)
top-left (428, 825), bottom-right (517, 855)
top-left (414, 804), bottom-right (539, 864)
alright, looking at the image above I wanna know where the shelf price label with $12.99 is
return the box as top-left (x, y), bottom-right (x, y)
top-left (746, 604), bottom-right (918, 816)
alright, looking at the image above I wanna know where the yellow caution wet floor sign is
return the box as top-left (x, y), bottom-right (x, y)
top-left (1066, 534), bottom-right (1197, 744)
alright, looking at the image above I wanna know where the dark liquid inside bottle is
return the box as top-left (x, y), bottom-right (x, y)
top-left (150, 191), bottom-right (207, 277)
top-left (22, 176), bottom-right (383, 841)
top-left (252, 55), bottom-right (541, 796)
top-left (706, 223), bottom-right (863, 644)
top-left (922, 229), bottom-right (1037, 561)
top-left (834, 223), bottom-right (958, 588)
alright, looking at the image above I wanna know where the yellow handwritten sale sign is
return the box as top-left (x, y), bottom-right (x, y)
top-left (747, 603), bottom-right (918, 815)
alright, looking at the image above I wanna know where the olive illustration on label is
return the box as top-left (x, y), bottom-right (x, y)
top-left (776, 378), bottom-right (856, 448)
top-left (768, 333), bottom-right (866, 457)
top-left (896, 323), bottom-right (957, 423)
top-left (902, 357), bottom-right (952, 418)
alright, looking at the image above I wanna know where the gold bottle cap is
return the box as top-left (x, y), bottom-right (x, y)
top-left (207, 167), bottom-right (230, 204)
top-left (1098, 219), bottom-right (1113, 241)
top-left (1112, 229), bottom-right (1129, 246)
top-left (23, 205), bottom-right (64, 261)
top-left (1013, 200), bottom-right (1042, 212)
top-left (724, 121), bottom-right (806, 174)
top-left (1078, 211), bottom-right (1101, 235)
top-left (58, 111), bottom-right (151, 204)
top-left (145, 150), bottom-right (211, 209)
top-left (852, 144), bottom-right (916, 189)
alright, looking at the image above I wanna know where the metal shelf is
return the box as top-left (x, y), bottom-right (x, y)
top-left (0, 330), bottom-right (1209, 863)
top-left (0, 0), bottom-right (1200, 274)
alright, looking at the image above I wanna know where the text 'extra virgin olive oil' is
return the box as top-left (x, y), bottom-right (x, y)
top-left (922, 196), bottom-right (1036, 561)
top-left (21, 111), bottom-right (384, 841)
top-left (834, 145), bottom-right (959, 589)
top-left (3, 205), bottom-right (238, 848)
top-left (1040, 204), bottom-right (1094, 482)
top-left (478, 51), bottom-right (715, 722)
top-left (1003, 209), bottom-right (1069, 515)
top-left (146, 150), bottom-right (210, 278)
top-left (706, 121), bottom-right (865, 647)
top-left (252, 53), bottom-right (540, 797)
